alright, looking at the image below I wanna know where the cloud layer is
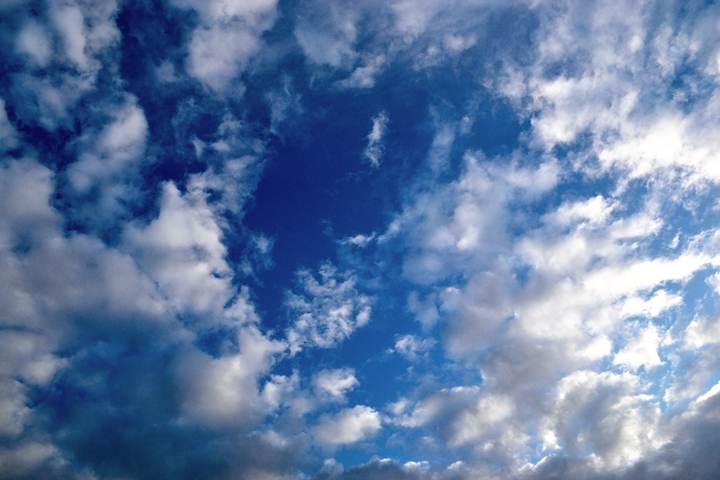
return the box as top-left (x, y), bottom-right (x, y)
top-left (3, 0), bottom-right (720, 479)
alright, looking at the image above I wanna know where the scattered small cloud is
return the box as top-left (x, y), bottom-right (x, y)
top-left (363, 111), bottom-right (389, 168)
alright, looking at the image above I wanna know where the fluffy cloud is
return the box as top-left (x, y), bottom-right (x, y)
top-left (67, 96), bottom-right (148, 194)
top-left (171, 0), bottom-right (278, 91)
top-left (313, 368), bottom-right (359, 401)
top-left (313, 405), bottom-right (382, 446)
top-left (6, 0), bottom-right (720, 478)
top-left (175, 326), bottom-right (284, 426)
top-left (8, 0), bottom-right (121, 130)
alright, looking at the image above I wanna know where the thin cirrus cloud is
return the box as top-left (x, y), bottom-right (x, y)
top-left (363, 111), bottom-right (388, 167)
top-left (3, 0), bottom-right (720, 479)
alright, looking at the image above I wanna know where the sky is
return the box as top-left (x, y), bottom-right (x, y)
top-left (3, 0), bottom-right (720, 479)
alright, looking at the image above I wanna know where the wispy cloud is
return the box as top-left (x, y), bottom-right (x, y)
top-left (285, 263), bottom-right (372, 354)
top-left (363, 111), bottom-right (389, 167)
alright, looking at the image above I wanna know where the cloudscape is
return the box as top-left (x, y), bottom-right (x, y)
top-left (3, 0), bottom-right (720, 478)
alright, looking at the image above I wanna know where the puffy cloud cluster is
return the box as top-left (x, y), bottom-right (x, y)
top-left (4, 0), bottom-right (720, 479)
top-left (8, 0), bottom-right (121, 130)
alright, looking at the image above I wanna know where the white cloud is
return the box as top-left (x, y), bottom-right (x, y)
top-left (363, 111), bottom-right (388, 167)
top-left (313, 368), bottom-right (359, 401)
top-left (9, 0), bottom-right (121, 130)
top-left (171, 0), bottom-right (278, 91)
top-left (393, 386), bottom-right (479, 433)
top-left (0, 332), bottom-right (66, 386)
top-left (613, 324), bottom-right (664, 370)
top-left (546, 195), bottom-right (616, 228)
top-left (175, 326), bottom-right (284, 426)
top-left (15, 19), bottom-right (53, 68)
top-left (173, 0), bottom-right (277, 92)
top-left (265, 76), bottom-right (303, 135)
top-left (124, 181), bottom-right (249, 322)
top-left (341, 232), bottom-right (377, 247)
top-left (684, 316), bottom-right (720, 349)
top-left (295, 4), bottom-right (358, 68)
top-left (406, 291), bottom-right (440, 330)
top-left (285, 263), bottom-right (372, 354)
top-left (389, 154), bottom-right (558, 286)
top-left (543, 370), bottom-right (665, 468)
top-left (67, 96), bottom-right (148, 212)
top-left (172, 0), bottom-right (277, 21)
top-left (620, 290), bottom-right (683, 318)
top-left (393, 334), bottom-right (436, 361)
top-left (11, 72), bottom-right (95, 131)
top-left (379, 83), bottom-right (720, 472)
top-left (338, 55), bottom-right (386, 89)
top-left (50, 2), bottom-right (89, 69)
top-left (313, 405), bottom-right (382, 446)
top-left (497, 0), bottom-right (720, 187)
top-left (0, 379), bottom-right (30, 437)
top-left (0, 441), bottom-right (70, 479)
top-left (7, 0), bottom-right (720, 478)
top-left (260, 367), bottom-right (360, 416)
top-left (186, 25), bottom-right (261, 92)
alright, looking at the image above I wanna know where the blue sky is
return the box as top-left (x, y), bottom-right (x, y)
top-left (3, 0), bottom-right (720, 479)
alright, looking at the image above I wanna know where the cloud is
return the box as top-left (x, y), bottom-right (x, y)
top-left (294, 2), bottom-right (359, 69)
top-left (338, 55), bottom-right (387, 89)
top-left (124, 181), bottom-right (240, 320)
top-left (0, 155), bottom-right (284, 478)
top-left (496, 0), bottom-right (720, 187)
top-left (684, 316), bottom-right (720, 349)
top-left (6, 0), bottom-right (720, 478)
top-left (313, 368), bottom-right (359, 401)
top-left (313, 405), bottom-right (382, 446)
top-left (63, 95), bottom-right (149, 226)
top-left (314, 457), bottom-right (435, 480)
top-left (175, 326), bottom-right (285, 427)
top-left (0, 99), bottom-right (18, 153)
top-left (8, 0), bottom-right (121, 130)
top-left (261, 367), bottom-right (360, 416)
top-left (265, 76), bottom-right (303, 135)
top-left (613, 324), bottom-right (664, 371)
top-left (392, 334), bottom-right (436, 361)
top-left (363, 111), bottom-right (388, 167)
top-left (286, 263), bottom-right (372, 354)
top-left (170, 0), bottom-right (278, 91)
top-left (14, 19), bottom-right (52, 68)
top-left (369, 35), bottom-right (720, 470)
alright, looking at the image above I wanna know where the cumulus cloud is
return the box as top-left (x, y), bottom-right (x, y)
top-left (67, 96), bottom-right (148, 193)
top-left (313, 405), bottom-right (382, 446)
top-left (124, 181), bottom-right (240, 320)
top-left (171, 0), bottom-right (278, 91)
top-left (7, 0), bottom-right (720, 478)
top-left (175, 326), bottom-right (284, 426)
top-left (313, 368), bottom-right (359, 402)
top-left (8, 0), bottom-right (121, 130)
